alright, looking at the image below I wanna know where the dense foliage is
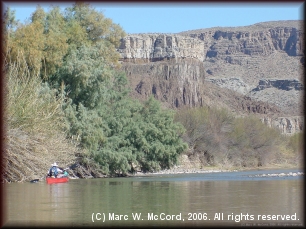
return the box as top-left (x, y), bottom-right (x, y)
top-left (4, 3), bottom-right (187, 177)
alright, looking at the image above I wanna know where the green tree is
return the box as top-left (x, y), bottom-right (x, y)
top-left (7, 6), bottom-right (46, 76)
top-left (63, 3), bottom-right (125, 68)
top-left (64, 2), bottom-right (125, 47)
top-left (56, 41), bottom-right (119, 108)
top-left (92, 96), bottom-right (187, 175)
top-left (62, 68), bottom-right (187, 175)
top-left (42, 6), bottom-right (69, 78)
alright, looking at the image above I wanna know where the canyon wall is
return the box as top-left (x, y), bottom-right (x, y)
top-left (122, 58), bottom-right (206, 108)
top-left (117, 20), bottom-right (304, 134)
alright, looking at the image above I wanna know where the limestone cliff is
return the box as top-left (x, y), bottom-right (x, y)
top-left (179, 20), bottom-right (304, 60)
top-left (117, 20), bottom-right (304, 134)
top-left (118, 34), bottom-right (205, 62)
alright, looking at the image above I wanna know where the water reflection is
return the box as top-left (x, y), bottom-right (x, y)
top-left (5, 170), bottom-right (304, 227)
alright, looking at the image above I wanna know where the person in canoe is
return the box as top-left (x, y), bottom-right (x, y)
top-left (63, 169), bottom-right (69, 177)
top-left (47, 162), bottom-right (62, 178)
top-left (58, 168), bottom-right (69, 178)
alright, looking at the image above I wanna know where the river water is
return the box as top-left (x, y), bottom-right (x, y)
top-left (4, 168), bottom-right (304, 227)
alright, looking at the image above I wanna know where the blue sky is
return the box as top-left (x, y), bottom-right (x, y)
top-left (3, 2), bottom-right (304, 34)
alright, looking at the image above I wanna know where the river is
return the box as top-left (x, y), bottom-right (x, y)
top-left (4, 168), bottom-right (304, 227)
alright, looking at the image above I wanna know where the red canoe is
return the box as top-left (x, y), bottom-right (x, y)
top-left (46, 177), bottom-right (69, 184)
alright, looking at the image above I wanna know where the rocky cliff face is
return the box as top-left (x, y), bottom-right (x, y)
top-left (261, 116), bottom-right (304, 135)
top-left (117, 20), bottom-right (304, 134)
top-left (252, 79), bottom-right (304, 91)
top-left (118, 34), bottom-right (205, 62)
top-left (179, 20), bottom-right (304, 91)
top-left (179, 20), bottom-right (304, 60)
top-left (122, 58), bottom-right (206, 108)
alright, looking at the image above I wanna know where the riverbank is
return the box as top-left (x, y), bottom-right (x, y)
top-left (128, 153), bottom-right (303, 177)
top-left (14, 156), bottom-right (304, 182)
top-left (131, 166), bottom-right (232, 176)
top-left (27, 164), bottom-right (304, 182)
top-left (129, 164), bottom-right (304, 177)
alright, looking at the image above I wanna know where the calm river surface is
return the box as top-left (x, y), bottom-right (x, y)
top-left (4, 168), bottom-right (304, 227)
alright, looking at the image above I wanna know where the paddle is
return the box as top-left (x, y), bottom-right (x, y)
top-left (30, 179), bottom-right (39, 183)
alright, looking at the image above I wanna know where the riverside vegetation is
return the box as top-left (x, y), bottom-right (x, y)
top-left (3, 3), bottom-right (303, 182)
